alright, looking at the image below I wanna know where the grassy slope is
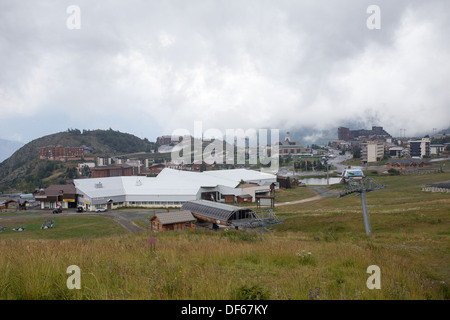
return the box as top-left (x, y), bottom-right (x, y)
top-left (0, 172), bottom-right (449, 299)
top-left (274, 172), bottom-right (450, 297)
top-left (275, 186), bottom-right (318, 202)
top-left (0, 216), bottom-right (127, 240)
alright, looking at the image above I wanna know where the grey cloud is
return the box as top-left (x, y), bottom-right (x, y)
top-left (0, 0), bottom-right (449, 142)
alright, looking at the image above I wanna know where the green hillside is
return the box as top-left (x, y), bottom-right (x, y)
top-left (0, 129), bottom-right (156, 193)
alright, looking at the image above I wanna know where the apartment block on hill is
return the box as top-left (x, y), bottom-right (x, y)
top-left (39, 146), bottom-right (84, 161)
top-left (90, 164), bottom-right (136, 178)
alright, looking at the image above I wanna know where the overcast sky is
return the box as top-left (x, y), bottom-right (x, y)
top-left (0, 0), bottom-right (449, 144)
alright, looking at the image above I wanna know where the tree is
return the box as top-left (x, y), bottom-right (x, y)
top-left (81, 165), bottom-right (91, 177)
top-left (68, 128), bottom-right (81, 135)
top-left (65, 167), bottom-right (78, 179)
top-left (352, 147), bottom-right (361, 159)
top-left (316, 160), bottom-right (324, 170)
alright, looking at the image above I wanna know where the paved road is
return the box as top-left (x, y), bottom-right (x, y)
top-left (277, 148), bottom-right (355, 178)
top-left (328, 151), bottom-right (356, 173)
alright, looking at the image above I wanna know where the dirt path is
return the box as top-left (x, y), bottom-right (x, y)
top-left (275, 186), bottom-right (340, 207)
top-left (309, 186), bottom-right (341, 198)
top-left (97, 214), bottom-right (145, 233)
top-left (275, 194), bottom-right (322, 207)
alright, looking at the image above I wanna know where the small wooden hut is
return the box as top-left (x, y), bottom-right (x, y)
top-left (150, 210), bottom-right (196, 231)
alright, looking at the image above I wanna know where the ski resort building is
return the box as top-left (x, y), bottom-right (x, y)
top-left (74, 168), bottom-right (277, 211)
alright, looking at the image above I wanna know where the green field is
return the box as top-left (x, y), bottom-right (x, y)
top-left (275, 186), bottom-right (318, 202)
top-left (0, 170), bottom-right (449, 300)
top-left (0, 216), bottom-right (127, 240)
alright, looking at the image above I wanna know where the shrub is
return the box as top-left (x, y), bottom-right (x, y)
top-left (323, 225), bottom-right (344, 241)
top-left (439, 282), bottom-right (450, 300)
top-left (231, 285), bottom-right (270, 300)
top-left (388, 168), bottom-right (400, 175)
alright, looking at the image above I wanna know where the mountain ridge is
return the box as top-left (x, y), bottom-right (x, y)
top-left (0, 129), bottom-right (156, 193)
top-left (0, 139), bottom-right (25, 163)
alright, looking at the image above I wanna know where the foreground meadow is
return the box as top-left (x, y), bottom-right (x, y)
top-left (0, 171), bottom-right (449, 300)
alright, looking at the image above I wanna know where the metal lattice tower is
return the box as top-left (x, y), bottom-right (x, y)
top-left (337, 177), bottom-right (386, 235)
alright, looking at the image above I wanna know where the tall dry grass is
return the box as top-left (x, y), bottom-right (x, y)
top-left (0, 229), bottom-right (446, 300)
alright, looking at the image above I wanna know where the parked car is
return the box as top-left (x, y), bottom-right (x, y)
top-left (95, 208), bottom-right (107, 213)
top-left (52, 207), bottom-right (62, 214)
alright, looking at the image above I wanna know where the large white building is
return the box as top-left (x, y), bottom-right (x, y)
top-left (361, 141), bottom-right (384, 164)
top-left (74, 168), bottom-right (276, 211)
top-left (409, 137), bottom-right (431, 158)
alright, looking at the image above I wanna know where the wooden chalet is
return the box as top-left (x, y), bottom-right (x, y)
top-left (223, 194), bottom-right (236, 203)
top-left (386, 159), bottom-right (429, 169)
top-left (236, 194), bottom-right (252, 203)
top-left (0, 197), bottom-right (29, 212)
top-left (277, 176), bottom-right (291, 189)
top-left (150, 210), bottom-right (196, 231)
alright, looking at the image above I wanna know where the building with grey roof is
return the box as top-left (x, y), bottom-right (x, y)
top-left (74, 168), bottom-right (277, 211)
top-left (181, 200), bottom-right (254, 226)
top-left (150, 210), bottom-right (196, 231)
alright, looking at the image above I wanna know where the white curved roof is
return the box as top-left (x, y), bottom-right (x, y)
top-left (74, 168), bottom-right (276, 200)
top-left (75, 176), bottom-right (126, 198)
